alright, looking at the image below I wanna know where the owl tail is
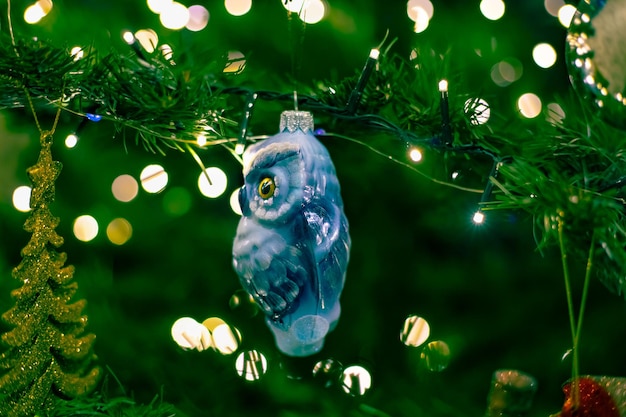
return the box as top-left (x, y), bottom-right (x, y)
top-left (266, 315), bottom-right (329, 357)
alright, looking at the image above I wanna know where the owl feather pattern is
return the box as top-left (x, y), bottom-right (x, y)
top-left (233, 111), bottom-right (350, 357)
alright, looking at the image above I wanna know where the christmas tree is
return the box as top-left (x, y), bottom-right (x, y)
top-left (0, 125), bottom-right (101, 415)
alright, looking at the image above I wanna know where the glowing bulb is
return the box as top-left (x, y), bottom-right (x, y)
top-left (186, 5), bottom-right (210, 31)
top-left (558, 4), bottom-right (576, 27)
top-left (140, 164), bottom-right (168, 193)
top-left (160, 2), bottom-right (190, 30)
top-left (230, 188), bottom-right (242, 215)
top-left (235, 143), bottom-right (245, 155)
top-left (532, 43), bottom-right (557, 68)
top-left (225, 0), bottom-right (252, 16)
top-left (12, 186), bottom-right (32, 212)
top-left (73, 215), bottom-right (99, 242)
top-left (409, 147), bottom-right (423, 162)
top-left (122, 31), bottom-right (135, 44)
top-left (198, 167), bottom-right (227, 198)
top-left (106, 218), bottom-right (133, 245)
top-left (472, 211), bottom-right (485, 224)
top-left (24, 4), bottom-right (46, 24)
top-left (480, 0), bottom-right (505, 20)
top-left (112, 174), bottom-right (139, 202)
top-left (438, 79), bottom-right (448, 92)
top-left (196, 133), bottom-right (207, 146)
top-left (65, 134), bottom-right (78, 148)
top-left (517, 93), bottom-right (542, 118)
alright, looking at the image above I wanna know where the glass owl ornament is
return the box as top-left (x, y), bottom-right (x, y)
top-left (232, 110), bottom-right (350, 357)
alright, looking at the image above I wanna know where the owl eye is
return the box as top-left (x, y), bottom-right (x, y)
top-left (258, 177), bottom-right (276, 199)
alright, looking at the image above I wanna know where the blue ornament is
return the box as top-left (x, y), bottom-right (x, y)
top-left (85, 113), bottom-right (102, 122)
top-left (233, 111), bottom-right (350, 357)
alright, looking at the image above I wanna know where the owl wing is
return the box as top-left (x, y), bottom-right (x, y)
top-left (233, 217), bottom-right (311, 321)
top-left (302, 196), bottom-right (350, 310)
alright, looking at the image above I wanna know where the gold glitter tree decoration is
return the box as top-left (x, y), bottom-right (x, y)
top-left (0, 107), bottom-right (101, 416)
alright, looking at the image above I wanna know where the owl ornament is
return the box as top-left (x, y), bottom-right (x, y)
top-left (233, 110), bottom-right (350, 357)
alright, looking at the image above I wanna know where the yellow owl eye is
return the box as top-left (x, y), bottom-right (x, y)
top-left (258, 177), bottom-right (276, 199)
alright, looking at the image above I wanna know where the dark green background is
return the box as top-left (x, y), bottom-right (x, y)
top-left (2, 1), bottom-right (626, 416)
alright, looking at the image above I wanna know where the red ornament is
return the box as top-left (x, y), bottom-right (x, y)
top-left (560, 377), bottom-right (620, 417)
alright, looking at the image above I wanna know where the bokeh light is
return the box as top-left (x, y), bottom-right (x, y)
top-left (12, 186), bottom-right (32, 212)
top-left (558, 4), bottom-right (576, 27)
top-left (517, 93), bottom-right (542, 118)
top-left (147, 0), bottom-right (172, 14)
top-left (299, 0), bottom-right (325, 24)
top-left (171, 317), bottom-right (212, 351)
top-left (313, 358), bottom-right (343, 387)
top-left (235, 350), bottom-right (268, 381)
top-left (544, 0), bottom-right (564, 17)
top-left (112, 174), bottom-right (139, 202)
top-left (490, 58), bottom-right (523, 87)
top-left (211, 323), bottom-right (241, 355)
top-left (480, 0), bottom-right (505, 20)
top-left (65, 133), bottom-right (78, 148)
top-left (134, 29), bottom-right (159, 53)
top-left (162, 187), bottom-right (192, 216)
top-left (400, 315), bottom-right (430, 347)
top-left (225, 0), bottom-right (252, 16)
top-left (73, 215), bottom-right (99, 242)
top-left (224, 50), bottom-right (246, 73)
top-left (407, 0), bottom-right (434, 20)
top-left (140, 164), bottom-right (168, 193)
top-left (547, 102), bottom-right (566, 124)
top-left (159, 2), bottom-right (189, 30)
top-left (202, 317), bottom-right (227, 332)
top-left (341, 365), bottom-right (372, 396)
top-left (160, 44), bottom-right (174, 60)
top-left (198, 167), bottom-right (228, 198)
top-left (229, 289), bottom-right (258, 317)
top-left (532, 43), bottom-right (557, 68)
top-left (411, 6), bottom-right (430, 33)
top-left (106, 218), bottom-right (133, 245)
top-left (282, 0), bottom-right (305, 13)
top-left (70, 46), bottom-right (84, 61)
top-left (464, 98), bottom-right (490, 125)
top-left (186, 5), bottom-right (210, 31)
top-left (421, 340), bottom-right (451, 371)
top-left (230, 188), bottom-right (242, 215)
top-left (24, 3), bottom-right (46, 24)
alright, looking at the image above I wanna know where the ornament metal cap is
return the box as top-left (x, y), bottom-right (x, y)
top-left (279, 111), bottom-right (314, 133)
